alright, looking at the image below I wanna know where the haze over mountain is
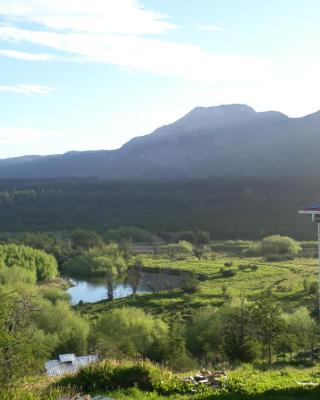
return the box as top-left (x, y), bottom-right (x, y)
top-left (1, 104), bottom-right (320, 179)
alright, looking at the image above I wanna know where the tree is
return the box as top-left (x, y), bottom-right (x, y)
top-left (193, 245), bottom-right (209, 260)
top-left (195, 230), bottom-right (210, 245)
top-left (176, 230), bottom-right (196, 244)
top-left (251, 291), bottom-right (284, 368)
top-left (0, 291), bottom-right (52, 388)
top-left (0, 244), bottom-right (58, 281)
top-left (93, 308), bottom-right (168, 360)
top-left (126, 256), bottom-right (144, 296)
top-left (159, 241), bottom-right (193, 259)
top-left (222, 298), bottom-right (260, 362)
top-left (34, 301), bottom-right (89, 355)
top-left (186, 302), bottom-right (259, 365)
top-left (166, 318), bottom-right (195, 371)
top-left (282, 307), bottom-right (318, 360)
top-left (260, 235), bottom-right (301, 258)
top-left (71, 229), bottom-right (104, 250)
top-left (62, 244), bottom-right (127, 293)
top-left (119, 240), bottom-right (132, 264)
top-left (92, 255), bottom-right (126, 300)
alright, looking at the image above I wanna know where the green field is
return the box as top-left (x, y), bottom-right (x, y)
top-left (78, 252), bottom-right (318, 318)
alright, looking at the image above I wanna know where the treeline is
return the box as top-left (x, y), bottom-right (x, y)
top-left (0, 176), bottom-right (319, 239)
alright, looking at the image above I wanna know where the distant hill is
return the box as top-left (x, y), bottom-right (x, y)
top-left (1, 104), bottom-right (320, 178)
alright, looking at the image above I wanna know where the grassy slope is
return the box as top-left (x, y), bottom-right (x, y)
top-left (78, 253), bottom-right (317, 318)
top-left (6, 366), bottom-right (320, 400)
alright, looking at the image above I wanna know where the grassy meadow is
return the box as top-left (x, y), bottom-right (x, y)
top-left (78, 245), bottom-right (318, 318)
top-left (3, 362), bottom-right (320, 400)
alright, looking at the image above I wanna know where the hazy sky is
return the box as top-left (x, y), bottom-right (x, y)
top-left (1, 0), bottom-right (320, 158)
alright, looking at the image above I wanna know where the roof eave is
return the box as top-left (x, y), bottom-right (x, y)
top-left (299, 210), bottom-right (320, 215)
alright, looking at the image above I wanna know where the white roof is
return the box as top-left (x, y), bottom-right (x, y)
top-left (45, 354), bottom-right (98, 377)
top-left (59, 353), bottom-right (76, 363)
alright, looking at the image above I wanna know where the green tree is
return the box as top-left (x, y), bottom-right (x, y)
top-left (71, 229), bottom-right (104, 250)
top-left (261, 235), bottom-right (301, 258)
top-left (160, 240), bottom-right (193, 259)
top-left (34, 301), bottom-right (89, 355)
top-left (282, 307), bottom-right (318, 360)
top-left (222, 298), bottom-right (260, 362)
top-left (176, 230), bottom-right (196, 244)
top-left (195, 230), bottom-right (210, 245)
top-left (166, 319), bottom-right (195, 371)
top-left (126, 256), bottom-right (144, 296)
top-left (119, 240), bottom-right (132, 264)
top-left (92, 255), bottom-right (126, 300)
top-left (93, 308), bottom-right (168, 360)
top-left (0, 291), bottom-right (53, 388)
top-left (193, 245), bottom-right (209, 260)
top-left (0, 244), bottom-right (58, 281)
top-left (251, 291), bottom-right (284, 368)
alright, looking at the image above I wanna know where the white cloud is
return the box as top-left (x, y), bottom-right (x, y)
top-left (0, 0), bottom-right (270, 83)
top-left (193, 23), bottom-right (222, 32)
top-left (0, 49), bottom-right (56, 61)
top-left (0, 25), bottom-right (270, 83)
top-left (0, 48), bottom-right (90, 63)
top-left (0, 83), bottom-right (55, 94)
top-left (0, 0), bottom-right (176, 35)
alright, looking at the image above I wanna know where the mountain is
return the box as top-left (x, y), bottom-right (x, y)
top-left (1, 104), bottom-right (320, 178)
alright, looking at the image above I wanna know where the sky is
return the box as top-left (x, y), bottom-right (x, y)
top-left (1, 0), bottom-right (320, 158)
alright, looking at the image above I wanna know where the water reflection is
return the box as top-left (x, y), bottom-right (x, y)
top-left (66, 271), bottom-right (183, 305)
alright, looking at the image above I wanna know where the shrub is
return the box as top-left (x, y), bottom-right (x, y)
top-left (58, 359), bottom-right (192, 395)
top-left (261, 235), bottom-right (301, 258)
top-left (265, 254), bottom-right (293, 262)
top-left (159, 241), bottom-right (193, 259)
top-left (0, 244), bottom-right (58, 281)
top-left (92, 308), bottom-right (168, 361)
top-left (0, 266), bottom-right (36, 285)
top-left (181, 275), bottom-right (200, 293)
top-left (220, 268), bottom-right (236, 277)
top-left (39, 287), bottom-right (71, 304)
top-left (34, 301), bottom-right (89, 355)
top-left (175, 230), bottom-right (196, 244)
top-left (71, 229), bottom-right (104, 250)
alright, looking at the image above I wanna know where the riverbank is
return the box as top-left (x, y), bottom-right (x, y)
top-left (39, 276), bottom-right (74, 290)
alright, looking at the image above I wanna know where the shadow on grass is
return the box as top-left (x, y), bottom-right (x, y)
top-left (76, 288), bottom-right (226, 317)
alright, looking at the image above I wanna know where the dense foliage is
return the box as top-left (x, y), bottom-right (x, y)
top-left (247, 235), bottom-right (302, 260)
top-left (0, 231), bottom-right (320, 397)
top-left (92, 308), bottom-right (168, 360)
top-left (0, 176), bottom-right (319, 239)
top-left (0, 244), bottom-right (58, 280)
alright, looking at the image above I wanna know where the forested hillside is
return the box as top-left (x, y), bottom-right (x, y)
top-left (0, 176), bottom-right (319, 239)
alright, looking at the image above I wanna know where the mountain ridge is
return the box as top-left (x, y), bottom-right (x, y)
top-left (1, 104), bottom-right (320, 179)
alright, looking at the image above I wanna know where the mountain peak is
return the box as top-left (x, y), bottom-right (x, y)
top-left (172, 104), bottom-right (257, 132)
top-left (183, 103), bottom-right (256, 119)
top-left (0, 104), bottom-right (319, 179)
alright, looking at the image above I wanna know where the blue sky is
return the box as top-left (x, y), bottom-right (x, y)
top-left (0, 0), bottom-right (320, 158)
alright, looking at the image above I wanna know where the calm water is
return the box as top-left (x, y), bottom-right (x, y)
top-left (66, 271), bottom-right (183, 305)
